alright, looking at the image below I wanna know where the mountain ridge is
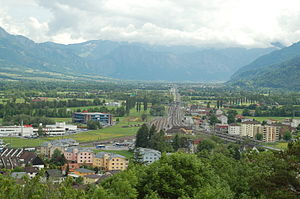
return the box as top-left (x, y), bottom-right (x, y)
top-left (0, 27), bottom-right (275, 82)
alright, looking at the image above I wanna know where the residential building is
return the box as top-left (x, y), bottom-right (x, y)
top-left (0, 148), bottom-right (37, 169)
top-left (134, 148), bottom-right (161, 164)
top-left (241, 118), bottom-right (254, 123)
top-left (25, 167), bottom-right (39, 179)
top-left (39, 139), bottom-right (78, 158)
top-left (215, 124), bottom-right (228, 133)
top-left (73, 168), bottom-right (95, 176)
top-left (291, 119), bottom-right (300, 128)
top-left (258, 125), bottom-right (280, 142)
top-left (240, 121), bottom-right (261, 138)
top-left (217, 115), bottom-right (228, 124)
top-left (216, 109), bottom-right (223, 115)
top-left (93, 152), bottom-right (128, 171)
top-left (64, 147), bottom-right (93, 165)
top-left (0, 125), bottom-right (34, 137)
top-left (44, 169), bottom-right (65, 183)
top-left (228, 124), bottom-right (241, 135)
top-left (73, 112), bottom-right (112, 125)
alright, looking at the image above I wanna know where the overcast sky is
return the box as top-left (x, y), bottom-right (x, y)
top-left (1, 0), bottom-right (300, 48)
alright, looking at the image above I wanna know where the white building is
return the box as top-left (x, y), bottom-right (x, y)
top-left (134, 148), bottom-right (161, 164)
top-left (240, 121), bottom-right (261, 138)
top-left (46, 122), bottom-right (77, 131)
top-left (228, 124), bottom-right (241, 135)
top-left (291, 119), bottom-right (300, 128)
top-left (0, 126), bottom-right (34, 137)
top-left (34, 122), bottom-right (78, 136)
top-left (105, 102), bottom-right (121, 107)
top-left (217, 115), bottom-right (228, 124)
top-left (216, 109), bottom-right (223, 115)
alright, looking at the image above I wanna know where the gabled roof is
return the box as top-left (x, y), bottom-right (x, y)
top-left (25, 166), bottom-right (39, 173)
top-left (46, 169), bottom-right (64, 177)
top-left (32, 156), bottom-right (44, 166)
top-left (84, 174), bottom-right (102, 179)
top-left (11, 172), bottom-right (26, 179)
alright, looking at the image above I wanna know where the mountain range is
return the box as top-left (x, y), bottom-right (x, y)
top-left (0, 27), bottom-right (276, 82)
top-left (230, 41), bottom-right (300, 89)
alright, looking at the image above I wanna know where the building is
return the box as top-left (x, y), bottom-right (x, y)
top-left (0, 148), bottom-right (38, 169)
top-left (73, 112), bottom-right (112, 125)
top-left (93, 152), bottom-right (128, 171)
top-left (258, 125), bottom-right (280, 142)
top-left (228, 124), bottom-right (241, 135)
top-left (45, 122), bottom-right (77, 131)
top-left (240, 121), bottom-right (261, 138)
top-left (44, 169), bottom-right (65, 183)
top-left (134, 148), bottom-right (161, 164)
top-left (39, 139), bottom-right (79, 158)
top-left (105, 102), bottom-right (121, 107)
top-left (216, 109), bottom-right (223, 115)
top-left (215, 124), bottom-right (228, 133)
top-left (291, 119), bottom-right (300, 128)
top-left (64, 147), bottom-right (93, 165)
top-left (217, 115), bottom-right (228, 124)
top-left (0, 125), bottom-right (34, 137)
top-left (73, 168), bottom-right (95, 176)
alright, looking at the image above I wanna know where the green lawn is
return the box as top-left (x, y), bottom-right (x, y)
top-left (92, 150), bottom-right (133, 159)
top-left (2, 108), bottom-right (149, 148)
top-left (52, 118), bottom-right (72, 122)
top-left (262, 142), bottom-right (288, 150)
top-left (249, 116), bottom-right (300, 122)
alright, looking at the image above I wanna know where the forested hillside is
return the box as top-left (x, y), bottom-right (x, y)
top-left (230, 42), bottom-right (300, 89)
top-left (0, 27), bottom-right (275, 82)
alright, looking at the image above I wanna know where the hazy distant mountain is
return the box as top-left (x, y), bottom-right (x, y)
top-left (0, 27), bottom-right (275, 82)
top-left (230, 42), bottom-right (300, 89)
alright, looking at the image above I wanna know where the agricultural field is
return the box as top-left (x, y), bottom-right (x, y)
top-left (248, 116), bottom-right (300, 122)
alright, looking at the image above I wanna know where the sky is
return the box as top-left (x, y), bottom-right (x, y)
top-left (1, 0), bottom-right (300, 48)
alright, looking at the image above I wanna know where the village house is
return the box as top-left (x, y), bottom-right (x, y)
top-left (134, 148), bottom-right (161, 164)
top-left (44, 169), bottom-right (65, 183)
top-left (217, 115), bottom-right (228, 124)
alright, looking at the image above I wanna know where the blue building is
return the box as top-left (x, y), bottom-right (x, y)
top-left (73, 112), bottom-right (112, 125)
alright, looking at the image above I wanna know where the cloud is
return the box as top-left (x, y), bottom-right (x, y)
top-left (1, 0), bottom-right (300, 47)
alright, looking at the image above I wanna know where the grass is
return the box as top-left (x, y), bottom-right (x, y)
top-left (92, 150), bottom-right (133, 159)
top-left (249, 116), bottom-right (300, 122)
top-left (52, 118), bottom-right (72, 122)
top-left (262, 142), bottom-right (288, 150)
top-left (1, 108), bottom-right (150, 148)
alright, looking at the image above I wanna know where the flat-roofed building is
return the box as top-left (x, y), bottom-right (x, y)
top-left (228, 124), bottom-right (241, 135)
top-left (93, 152), bottom-right (128, 171)
top-left (73, 112), bottom-right (112, 125)
top-left (0, 125), bottom-right (34, 137)
top-left (257, 125), bottom-right (280, 142)
top-left (240, 121), bottom-right (261, 138)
